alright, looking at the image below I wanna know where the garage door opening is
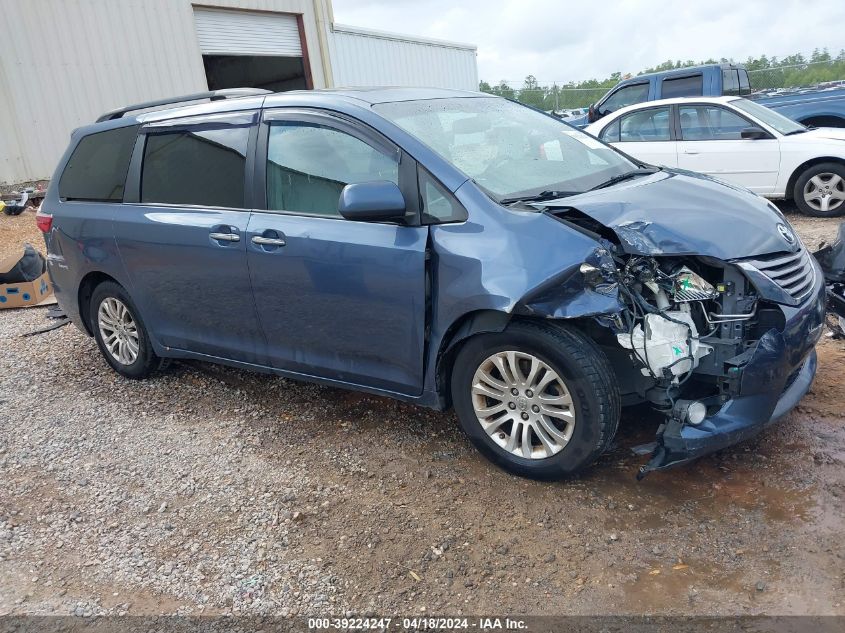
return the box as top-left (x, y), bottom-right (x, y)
top-left (194, 7), bottom-right (311, 93)
top-left (203, 55), bottom-right (307, 92)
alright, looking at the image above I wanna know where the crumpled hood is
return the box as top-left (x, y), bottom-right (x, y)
top-left (548, 170), bottom-right (798, 260)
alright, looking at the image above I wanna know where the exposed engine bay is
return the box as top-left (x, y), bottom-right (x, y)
top-left (577, 240), bottom-right (785, 477)
top-left (504, 186), bottom-right (824, 479)
top-left (589, 252), bottom-right (761, 394)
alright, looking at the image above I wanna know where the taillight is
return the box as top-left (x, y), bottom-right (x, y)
top-left (36, 208), bottom-right (53, 233)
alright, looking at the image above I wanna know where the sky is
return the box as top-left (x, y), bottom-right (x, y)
top-left (331, 0), bottom-right (845, 86)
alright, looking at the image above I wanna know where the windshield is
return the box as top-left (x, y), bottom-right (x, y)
top-left (731, 98), bottom-right (806, 135)
top-left (374, 97), bottom-right (636, 200)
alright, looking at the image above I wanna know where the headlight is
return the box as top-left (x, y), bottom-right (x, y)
top-left (672, 267), bottom-right (717, 302)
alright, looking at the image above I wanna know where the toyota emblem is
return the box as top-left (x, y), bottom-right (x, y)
top-left (777, 223), bottom-right (796, 244)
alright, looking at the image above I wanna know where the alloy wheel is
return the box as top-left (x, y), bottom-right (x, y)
top-left (471, 350), bottom-right (576, 459)
top-left (97, 297), bottom-right (140, 366)
top-left (803, 173), bottom-right (845, 213)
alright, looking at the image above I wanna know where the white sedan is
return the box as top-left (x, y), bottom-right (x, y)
top-left (584, 96), bottom-right (845, 217)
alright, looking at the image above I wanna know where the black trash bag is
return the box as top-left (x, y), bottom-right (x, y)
top-left (814, 222), bottom-right (845, 283)
top-left (0, 243), bottom-right (46, 284)
top-left (813, 222), bottom-right (845, 337)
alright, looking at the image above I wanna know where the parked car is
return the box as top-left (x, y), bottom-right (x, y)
top-left (584, 96), bottom-right (845, 217)
top-left (567, 63), bottom-right (845, 129)
top-left (39, 87), bottom-right (824, 479)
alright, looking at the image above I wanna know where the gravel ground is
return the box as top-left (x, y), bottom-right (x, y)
top-left (0, 206), bottom-right (843, 618)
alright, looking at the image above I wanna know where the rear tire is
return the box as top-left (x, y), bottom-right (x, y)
top-left (90, 281), bottom-right (160, 379)
top-left (450, 320), bottom-right (620, 479)
top-left (794, 162), bottom-right (845, 217)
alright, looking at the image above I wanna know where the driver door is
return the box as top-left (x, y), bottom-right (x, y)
top-left (675, 104), bottom-right (780, 194)
top-left (247, 110), bottom-right (428, 394)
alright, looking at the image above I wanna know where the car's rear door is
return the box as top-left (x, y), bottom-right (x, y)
top-left (675, 103), bottom-right (780, 194)
top-left (247, 109), bottom-right (428, 394)
top-left (117, 111), bottom-right (266, 364)
top-left (598, 105), bottom-right (678, 168)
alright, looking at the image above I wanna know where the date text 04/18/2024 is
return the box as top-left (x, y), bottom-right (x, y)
top-left (307, 617), bottom-right (528, 630)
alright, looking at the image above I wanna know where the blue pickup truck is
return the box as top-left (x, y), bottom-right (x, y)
top-left (568, 63), bottom-right (845, 128)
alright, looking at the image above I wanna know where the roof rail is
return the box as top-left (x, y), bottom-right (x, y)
top-left (95, 88), bottom-right (272, 123)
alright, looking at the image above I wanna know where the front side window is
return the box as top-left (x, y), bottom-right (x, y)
top-left (374, 97), bottom-right (634, 201)
top-left (419, 168), bottom-right (467, 224)
top-left (662, 74), bottom-right (703, 99)
top-left (59, 125), bottom-right (139, 202)
top-left (618, 107), bottom-right (671, 142)
top-left (140, 124), bottom-right (249, 207)
top-left (679, 105), bottom-right (755, 141)
top-left (266, 122), bottom-right (399, 218)
top-left (600, 83), bottom-right (650, 114)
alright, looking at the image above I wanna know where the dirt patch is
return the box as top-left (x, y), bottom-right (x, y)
top-left (0, 208), bottom-right (43, 261)
top-left (779, 201), bottom-right (842, 250)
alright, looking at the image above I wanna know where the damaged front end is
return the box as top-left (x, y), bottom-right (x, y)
top-left (542, 207), bottom-right (825, 478)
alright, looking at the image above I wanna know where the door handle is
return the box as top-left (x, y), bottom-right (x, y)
top-left (252, 235), bottom-right (286, 247)
top-left (683, 150), bottom-right (700, 155)
top-left (210, 231), bottom-right (240, 242)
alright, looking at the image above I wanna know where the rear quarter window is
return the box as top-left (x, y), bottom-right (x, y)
top-left (58, 125), bottom-right (139, 201)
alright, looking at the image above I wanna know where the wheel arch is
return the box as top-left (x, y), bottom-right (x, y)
top-left (434, 309), bottom-right (512, 409)
top-left (785, 156), bottom-right (845, 201)
top-left (433, 310), bottom-right (602, 409)
top-left (77, 271), bottom-right (121, 335)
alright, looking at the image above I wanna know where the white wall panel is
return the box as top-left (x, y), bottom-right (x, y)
top-left (328, 24), bottom-right (478, 92)
top-left (0, 0), bottom-right (326, 183)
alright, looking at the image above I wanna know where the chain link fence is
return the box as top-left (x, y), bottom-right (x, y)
top-left (747, 63), bottom-right (845, 91)
top-left (495, 60), bottom-right (845, 114)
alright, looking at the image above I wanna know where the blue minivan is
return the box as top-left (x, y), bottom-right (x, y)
top-left (39, 87), bottom-right (825, 479)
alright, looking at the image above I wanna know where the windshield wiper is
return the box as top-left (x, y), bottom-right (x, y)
top-left (588, 166), bottom-right (660, 191)
top-left (500, 190), bottom-right (576, 206)
top-left (784, 128), bottom-right (809, 135)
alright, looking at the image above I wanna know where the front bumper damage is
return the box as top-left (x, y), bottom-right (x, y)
top-left (637, 272), bottom-right (825, 477)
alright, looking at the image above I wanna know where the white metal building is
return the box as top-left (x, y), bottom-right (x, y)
top-left (0, 0), bottom-right (478, 184)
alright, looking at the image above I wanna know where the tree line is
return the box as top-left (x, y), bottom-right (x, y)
top-left (479, 48), bottom-right (845, 111)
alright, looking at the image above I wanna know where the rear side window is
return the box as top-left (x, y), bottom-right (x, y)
top-left (662, 74), bottom-right (703, 98)
top-left (140, 125), bottom-right (250, 208)
top-left (618, 107), bottom-right (671, 142)
top-left (59, 125), bottom-right (139, 201)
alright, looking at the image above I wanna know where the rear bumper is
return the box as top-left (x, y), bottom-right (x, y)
top-left (640, 263), bottom-right (825, 475)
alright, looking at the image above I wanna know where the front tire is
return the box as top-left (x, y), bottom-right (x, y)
top-left (90, 281), bottom-right (160, 379)
top-left (450, 321), bottom-right (620, 479)
top-left (794, 163), bottom-right (845, 217)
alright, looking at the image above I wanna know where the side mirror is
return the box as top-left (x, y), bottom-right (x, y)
top-left (587, 104), bottom-right (598, 123)
top-left (338, 181), bottom-right (407, 222)
top-left (740, 127), bottom-right (768, 140)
